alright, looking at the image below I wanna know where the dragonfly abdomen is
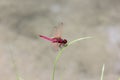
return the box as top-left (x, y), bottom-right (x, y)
top-left (39, 35), bottom-right (53, 42)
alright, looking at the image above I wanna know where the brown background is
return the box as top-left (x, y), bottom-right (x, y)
top-left (0, 0), bottom-right (120, 80)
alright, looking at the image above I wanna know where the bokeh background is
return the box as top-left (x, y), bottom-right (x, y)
top-left (0, 0), bottom-right (120, 80)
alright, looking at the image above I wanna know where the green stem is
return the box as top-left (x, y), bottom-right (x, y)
top-left (52, 47), bottom-right (65, 80)
top-left (9, 45), bottom-right (23, 80)
top-left (52, 36), bottom-right (92, 80)
top-left (10, 53), bottom-right (20, 80)
top-left (100, 64), bottom-right (105, 80)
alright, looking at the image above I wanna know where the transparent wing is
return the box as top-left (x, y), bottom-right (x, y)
top-left (51, 42), bottom-right (60, 51)
top-left (51, 22), bottom-right (63, 38)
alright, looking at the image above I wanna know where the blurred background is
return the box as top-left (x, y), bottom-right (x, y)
top-left (0, 0), bottom-right (120, 80)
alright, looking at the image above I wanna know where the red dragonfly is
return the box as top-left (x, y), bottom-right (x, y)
top-left (39, 22), bottom-right (67, 49)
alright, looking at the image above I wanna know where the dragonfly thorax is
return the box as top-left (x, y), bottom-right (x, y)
top-left (52, 38), bottom-right (67, 44)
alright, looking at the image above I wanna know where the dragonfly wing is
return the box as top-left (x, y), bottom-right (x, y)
top-left (51, 22), bottom-right (63, 38)
top-left (51, 42), bottom-right (60, 51)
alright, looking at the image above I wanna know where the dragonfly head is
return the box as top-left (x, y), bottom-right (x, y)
top-left (63, 39), bottom-right (67, 44)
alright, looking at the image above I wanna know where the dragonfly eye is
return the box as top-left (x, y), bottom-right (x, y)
top-left (63, 39), bottom-right (67, 44)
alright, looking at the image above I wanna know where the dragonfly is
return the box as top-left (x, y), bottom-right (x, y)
top-left (39, 22), bottom-right (67, 50)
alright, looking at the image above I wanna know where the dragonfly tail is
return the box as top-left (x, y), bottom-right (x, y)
top-left (39, 35), bottom-right (53, 42)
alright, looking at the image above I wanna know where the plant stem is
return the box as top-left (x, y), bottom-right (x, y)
top-left (52, 36), bottom-right (92, 80)
top-left (9, 45), bottom-right (23, 80)
top-left (100, 64), bottom-right (105, 80)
